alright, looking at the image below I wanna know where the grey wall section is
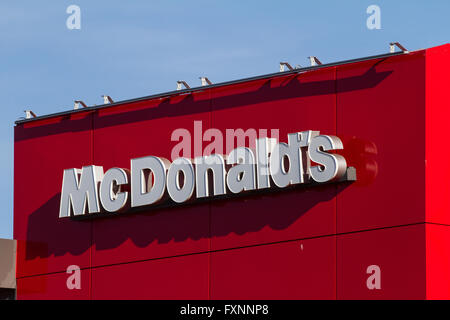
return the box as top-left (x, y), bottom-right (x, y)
top-left (0, 239), bottom-right (16, 290)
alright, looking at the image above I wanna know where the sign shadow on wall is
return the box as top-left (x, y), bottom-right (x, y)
top-left (24, 182), bottom-right (356, 260)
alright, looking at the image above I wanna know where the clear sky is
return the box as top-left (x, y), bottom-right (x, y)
top-left (0, 1), bottom-right (448, 239)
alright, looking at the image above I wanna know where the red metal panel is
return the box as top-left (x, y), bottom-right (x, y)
top-left (336, 52), bottom-right (426, 233)
top-left (426, 223), bottom-right (450, 299)
top-left (337, 224), bottom-right (426, 300)
top-left (14, 113), bottom-right (93, 278)
top-left (91, 94), bottom-right (212, 267)
top-left (210, 237), bottom-right (336, 299)
top-left (16, 269), bottom-right (91, 300)
top-left (91, 254), bottom-right (209, 299)
top-left (210, 68), bottom-right (338, 251)
top-left (425, 44), bottom-right (450, 225)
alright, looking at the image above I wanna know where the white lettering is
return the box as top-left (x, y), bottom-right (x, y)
top-left (59, 131), bottom-right (353, 217)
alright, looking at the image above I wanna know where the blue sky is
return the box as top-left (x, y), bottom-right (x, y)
top-left (0, 1), bottom-right (448, 239)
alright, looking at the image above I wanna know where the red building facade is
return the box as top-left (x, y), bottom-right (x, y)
top-left (14, 44), bottom-right (450, 299)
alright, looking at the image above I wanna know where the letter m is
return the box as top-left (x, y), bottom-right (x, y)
top-left (59, 166), bottom-right (104, 217)
top-left (226, 128), bottom-right (257, 154)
